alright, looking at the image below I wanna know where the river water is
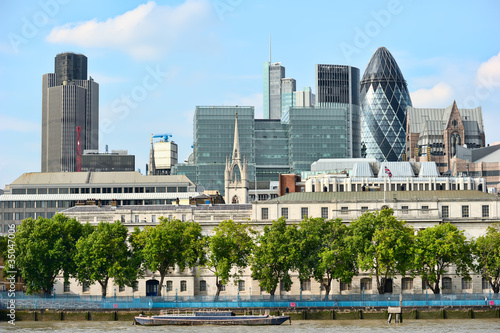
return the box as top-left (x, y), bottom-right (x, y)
top-left (1, 319), bottom-right (499, 332)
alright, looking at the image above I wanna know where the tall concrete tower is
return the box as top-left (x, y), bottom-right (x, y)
top-left (360, 47), bottom-right (412, 161)
top-left (41, 52), bottom-right (99, 172)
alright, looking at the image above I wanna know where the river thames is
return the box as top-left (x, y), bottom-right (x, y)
top-left (1, 319), bottom-right (499, 332)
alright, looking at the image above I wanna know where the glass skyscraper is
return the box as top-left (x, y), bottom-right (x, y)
top-left (263, 62), bottom-right (285, 119)
top-left (360, 47), bottom-right (412, 161)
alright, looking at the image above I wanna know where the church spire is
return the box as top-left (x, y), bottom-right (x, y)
top-left (232, 106), bottom-right (240, 161)
top-left (148, 134), bottom-right (156, 175)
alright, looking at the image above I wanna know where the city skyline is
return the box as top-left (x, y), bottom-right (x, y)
top-left (1, 0), bottom-right (500, 188)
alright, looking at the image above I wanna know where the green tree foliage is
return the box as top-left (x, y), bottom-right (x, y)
top-left (473, 222), bottom-right (500, 293)
top-left (14, 214), bottom-right (85, 295)
top-left (414, 222), bottom-right (473, 294)
top-left (350, 209), bottom-right (414, 294)
top-left (296, 217), bottom-right (357, 299)
top-left (128, 227), bottom-right (147, 280)
top-left (74, 221), bottom-right (138, 297)
top-left (205, 220), bottom-right (254, 296)
top-left (142, 219), bottom-right (205, 296)
top-left (250, 217), bottom-right (298, 296)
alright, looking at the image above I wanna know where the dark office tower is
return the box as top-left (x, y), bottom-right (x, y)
top-left (315, 64), bottom-right (360, 105)
top-left (54, 53), bottom-right (88, 86)
top-left (360, 47), bottom-right (412, 161)
top-left (41, 52), bottom-right (99, 172)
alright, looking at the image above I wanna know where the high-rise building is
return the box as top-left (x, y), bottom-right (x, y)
top-left (294, 87), bottom-right (316, 107)
top-left (263, 62), bottom-right (285, 119)
top-left (280, 78), bottom-right (296, 116)
top-left (360, 47), bottom-right (412, 161)
top-left (41, 52), bottom-right (99, 172)
top-left (315, 64), bottom-right (360, 105)
top-left (174, 103), bottom-right (359, 196)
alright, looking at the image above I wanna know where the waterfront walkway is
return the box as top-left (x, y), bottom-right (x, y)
top-left (0, 292), bottom-right (498, 310)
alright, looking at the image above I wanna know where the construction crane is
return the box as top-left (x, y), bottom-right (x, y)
top-left (153, 133), bottom-right (172, 142)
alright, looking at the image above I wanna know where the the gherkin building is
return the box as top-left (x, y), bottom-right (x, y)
top-left (360, 47), bottom-right (412, 161)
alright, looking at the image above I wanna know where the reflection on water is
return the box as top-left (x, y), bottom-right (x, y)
top-left (1, 319), bottom-right (499, 332)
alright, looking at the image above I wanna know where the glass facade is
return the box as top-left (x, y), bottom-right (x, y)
top-left (281, 78), bottom-right (296, 116)
top-left (175, 104), bottom-right (358, 196)
top-left (263, 62), bottom-right (286, 120)
top-left (360, 47), bottom-right (412, 161)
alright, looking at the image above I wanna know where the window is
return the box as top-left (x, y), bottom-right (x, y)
top-left (181, 215), bottom-right (186, 221)
top-left (38, 188), bottom-right (47, 194)
top-left (361, 278), bottom-right (372, 291)
top-left (167, 187), bottom-right (177, 193)
top-left (321, 207), bottom-right (328, 219)
top-left (402, 278), bottom-right (413, 291)
top-left (119, 285), bottom-right (125, 292)
top-left (339, 206), bottom-right (348, 215)
top-left (64, 281), bottom-right (70, 293)
top-left (340, 281), bottom-right (352, 291)
top-left (48, 188), bottom-right (58, 194)
top-left (401, 206), bottom-right (409, 214)
top-left (422, 279), bottom-right (430, 290)
top-left (199, 280), bottom-right (206, 292)
top-left (301, 207), bottom-right (308, 219)
top-left (121, 215), bottom-right (125, 223)
top-left (462, 205), bottom-right (469, 218)
top-left (442, 277), bottom-right (452, 289)
top-left (14, 213), bottom-right (23, 220)
top-left (442, 206), bottom-right (449, 218)
top-left (220, 284), bottom-right (226, 291)
top-left (180, 280), bottom-right (187, 292)
top-left (151, 215), bottom-right (156, 223)
top-left (156, 187), bottom-right (166, 193)
top-left (238, 280), bottom-right (245, 292)
top-left (15, 201), bottom-right (24, 208)
top-left (281, 207), bottom-right (288, 219)
top-left (482, 277), bottom-right (489, 290)
top-left (166, 281), bottom-right (173, 292)
top-left (145, 187), bottom-right (155, 193)
top-left (421, 205), bottom-right (429, 213)
top-left (461, 278), bottom-right (472, 290)
top-left (361, 206), bottom-right (368, 212)
top-left (135, 215), bottom-right (139, 223)
top-left (261, 208), bottom-right (269, 219)
top-left (482, 205), bottom-right (489, 218)
top-left (133, 282), bottom-right (139, 292)
top-left (82, 282), bottom-right (90, 292)
top-left (301, 279), bottom-right (311, 291)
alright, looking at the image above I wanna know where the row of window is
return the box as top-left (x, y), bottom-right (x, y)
top-left (262, 205), bottom-right (491, 220)
top-left (10, 186), bottom-right (188, 195)
top-left (1, 212), bottom-right (55, 223)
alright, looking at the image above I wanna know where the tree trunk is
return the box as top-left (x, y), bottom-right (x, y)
top-left (323, 279), bottom-right (331, 301)
top-left (157, 271), bottom-right (166, 297)
top-left (215, 278), bottom-right (222, 298)
top-left (376, 276), bottom-right (384, 294)
top-left (100, 278), bottom-right (109, 298)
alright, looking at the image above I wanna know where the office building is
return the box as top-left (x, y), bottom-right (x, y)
top-left (406, 101), bottom-right (485, 173)
top-left (315, 64), bottom-right (360, 105)
top-left (294, 87), bottom-right (316, 107)
top-left (81, 150), bottom-right (135, 172)
top-left (174, 104), bottom-right (360, 196)
top-left (280, 78), bottom-right (296, 115)
top-left (42, 52), bottom-right (99, 172)
top-left (263, 62), bottom-right (285, 119)
top-left (360, 47), bottom-right (412, 161)
top-left (0, 171), bottom-right (199, 233)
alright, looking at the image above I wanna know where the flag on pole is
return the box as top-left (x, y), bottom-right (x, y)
top-left (385, 166), bottom-right (392, 178)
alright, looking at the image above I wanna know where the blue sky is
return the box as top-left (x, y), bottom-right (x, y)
top-left (1, 0), bottom-right (500, 188)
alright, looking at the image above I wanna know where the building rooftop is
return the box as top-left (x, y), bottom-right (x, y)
top-left (265, 190), bottom-right (497, 203)
top-left (63, 204), bottom-right (252, 214)
top-left (8, 172), bottom-right (194, 187)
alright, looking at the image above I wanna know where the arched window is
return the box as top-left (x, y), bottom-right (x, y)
top-left (232, 195), bottom-right (239, 204)
top-left (146, 279), bottom-right (159, 296)
top-left (361, 278), bottom-right (372, 291)
top-left (285, 187), bottom-right (289, 194)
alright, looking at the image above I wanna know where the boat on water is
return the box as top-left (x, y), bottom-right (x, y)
top-left (134, 311), bottom-right (290, 326)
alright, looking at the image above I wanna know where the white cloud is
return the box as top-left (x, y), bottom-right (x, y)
top-left (410, 82), bottom-right (454, 108)
top-left (46, 0), bottom-right (215, 60)
top-left (476, 51), bottom-right (500, 88)
top-left (0, 115), bottom-right (39, 132)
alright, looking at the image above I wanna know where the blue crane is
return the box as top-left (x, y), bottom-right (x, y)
top-left (153, 133), bottom-right (172, 142)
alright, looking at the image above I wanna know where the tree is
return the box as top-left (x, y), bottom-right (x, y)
top-left (296, 217), bottom-right (357, 299)
top-left (205, 220), bottom-right (254, 296)
top-left (414, 222), bottom-right (473, 294)
top-left (74, 221), bottom-right (138, 297)
top-left (473, 222), bottom-right (500, 293)
top-left (350, 209), bottom-right (414, 294)
top-left (250, 217), bottom-right (298, 296)
top-left (14, 214), bottom-right (85, 295)
top-left (142, 219), bottom-right (205, 296)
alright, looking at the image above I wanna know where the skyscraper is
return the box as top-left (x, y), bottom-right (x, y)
top-left (263, 62), bottom-right (285, 119)
top-left (280, 77), bottom-right (296, 115)
top-left (41, 52), bottom-right (99, 172)
top-left (315, 64), bottom-right (360, 105)
top-left (360, 47), bottom-right (412, 161)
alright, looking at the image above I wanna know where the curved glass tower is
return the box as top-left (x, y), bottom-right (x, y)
top-left (360, 47), bottom-right (412, 161)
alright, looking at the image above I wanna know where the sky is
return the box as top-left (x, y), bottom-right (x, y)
top-left (1, 0), bottom-right (500, 189)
